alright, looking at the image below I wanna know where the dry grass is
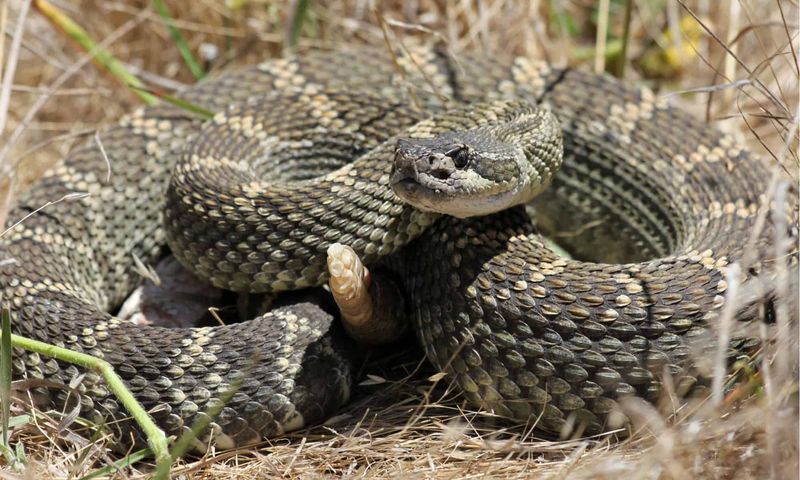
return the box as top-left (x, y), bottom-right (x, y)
top-left (0, 1), bottom-right (798, 478)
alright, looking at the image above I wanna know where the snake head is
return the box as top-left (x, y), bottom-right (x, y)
top-left (390, 102), bottom-right (563, 218)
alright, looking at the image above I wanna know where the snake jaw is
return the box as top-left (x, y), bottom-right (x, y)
top-left (391, 142), bottom-right (464, 214)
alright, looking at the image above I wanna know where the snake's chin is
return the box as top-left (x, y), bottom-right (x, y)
top-left (391, 176), bottom-right (516, 219)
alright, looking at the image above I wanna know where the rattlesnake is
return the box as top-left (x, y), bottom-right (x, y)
top-left (2, 47), bottom-right (791, 449)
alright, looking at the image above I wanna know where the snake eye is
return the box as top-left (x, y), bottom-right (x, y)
top-left (446, 145), bottom-right (470, 169)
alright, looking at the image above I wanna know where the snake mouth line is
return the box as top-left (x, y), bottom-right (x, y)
top-left (390, 169), bottom-right (446, 209)
top-left (390, 176), bottom-right (420, 190)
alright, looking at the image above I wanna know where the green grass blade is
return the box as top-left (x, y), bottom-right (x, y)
top-left (547, 0), bottom-right (579, 38)
top-left (151, 0), bottom-right (206, 80)
top-left (287, 0), bottom-right (311, 49)
top-left (34, 0), bottom-right (157, 105)
top-left (14, 441), bottom-right (25, 465)
top-left (1, 332), bottom-right (170, 465)
top-left (153, 375), bottom-right (244, 480)
top-left (6, 414), bottom-right (30, 429)
top-left (128, 86), bottom-right (214, 119)
top-left (612, 0), bottom-right (634, 78)
top-left (78, 448), bottom-right (151, 480)
top-left (1, 308), bottom-right (12, 450)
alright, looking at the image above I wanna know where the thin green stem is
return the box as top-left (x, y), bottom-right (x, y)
top-left (286, 0), bottom-right (311, 50)
top-left (1, 309), bottom-right (11, 451)
top-left (129, 86), bottom-right (215, 119)
top-left (153, 375), bottom-right (243, 480)
top-left (151, 0), bottom-right (206, 80)
top-left (78, 448), bottom-right (151, 480)
top-left (3, 332), bottom-right (170, 465)
top-left (34, 0), bottom-right (157, 104)
top-left (613, 0), bottom-right (634, 78)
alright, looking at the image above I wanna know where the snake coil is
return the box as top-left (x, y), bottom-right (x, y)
top-left (1, 47), bottom-right (793, 449)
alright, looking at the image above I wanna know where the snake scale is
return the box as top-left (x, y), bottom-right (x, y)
top-left (1, 47), bottom-right (789, 449)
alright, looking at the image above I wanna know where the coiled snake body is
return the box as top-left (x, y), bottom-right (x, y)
top-left (1, 48), bottom-right (785, 448)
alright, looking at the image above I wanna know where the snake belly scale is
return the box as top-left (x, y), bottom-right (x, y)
top-left (0, 47), bottom-right (783, 448)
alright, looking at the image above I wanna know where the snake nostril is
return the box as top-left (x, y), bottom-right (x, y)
top-left (431, 169), bottom-right (450, 180)
top-left (427, 155), bottom-right (437, 164)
